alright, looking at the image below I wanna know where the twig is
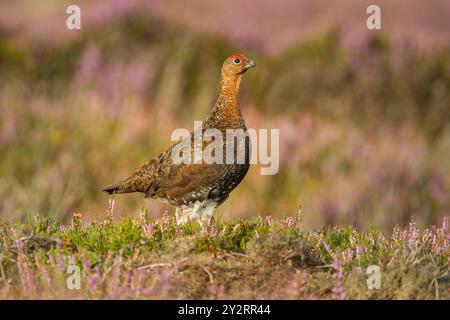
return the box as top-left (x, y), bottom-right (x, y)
top-left (201, 266), bottom-right (214, 284)
top-left (313, 264), bottom-right (333, 269)
top-left (137, 263), bottom-right (173, 270)
top-left (223, 251), bottom-right (246, 258)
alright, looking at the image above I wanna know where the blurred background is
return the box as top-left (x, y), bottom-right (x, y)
top-left (0, 0), bottom-right (449, 231)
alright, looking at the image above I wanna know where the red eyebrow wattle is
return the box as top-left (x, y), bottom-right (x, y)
top-left (231, 54), bottom-right (244, 60)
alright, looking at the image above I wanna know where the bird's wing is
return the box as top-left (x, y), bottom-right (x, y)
top-left (151, 162), bottom-right (231, 203)
top-left (143, 130), bottom-right (232, 201)
top-left (140, 126), bottom-right (247, 202)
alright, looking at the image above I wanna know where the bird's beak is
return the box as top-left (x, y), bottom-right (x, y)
top-left (245, 59), bottom-right (256, 69)
top-left (237, 59), bottom-right (256, 75)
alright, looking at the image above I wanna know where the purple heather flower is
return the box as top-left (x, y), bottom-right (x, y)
top-left (322, 240), bottom-right (331, 253)
top-left (265, 216), bottom-right (273, 227)
top-left (209, 225), bottom-right (218, 237)
top-left (283, 217), bottom-right (295, 228)
top-left (346, 249), bottom-right (354, 261)
top-left (356, 245), bottom-right (364, 258)
top-left (331, 257), bottom-right (346, 300)
top-left (142, 222), bottom-right (156, 238)
top-left (408, 220), bottom-right (419, 251)
top-left (16, 240), bottom-right (37, 296)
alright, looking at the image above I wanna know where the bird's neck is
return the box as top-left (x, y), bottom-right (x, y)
top-left (205, 73), bottom-right (245, 129)
top-left (219, 73), bottom-right (242, 99)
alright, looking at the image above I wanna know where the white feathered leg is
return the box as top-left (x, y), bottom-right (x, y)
top-left (175, 200), bottom-right (217, 225)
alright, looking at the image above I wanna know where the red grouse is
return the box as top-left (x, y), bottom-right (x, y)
top-left (103, 54), bottom-right (256, 223)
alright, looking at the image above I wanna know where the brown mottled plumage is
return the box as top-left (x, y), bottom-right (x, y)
top-left (103, 54), bottom-right (256, 223)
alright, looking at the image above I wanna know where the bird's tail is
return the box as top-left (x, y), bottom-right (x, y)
top-left (102, 176), bottom-right (142, 195)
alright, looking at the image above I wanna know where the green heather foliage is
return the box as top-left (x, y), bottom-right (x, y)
top-left (0, 211), bottom-right (448, 299)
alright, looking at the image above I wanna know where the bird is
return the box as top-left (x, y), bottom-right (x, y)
top-left (102, 54), bottom-right (256, 224)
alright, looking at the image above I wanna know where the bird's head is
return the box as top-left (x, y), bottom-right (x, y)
top-left (221, 54), bottom-right (256, 77)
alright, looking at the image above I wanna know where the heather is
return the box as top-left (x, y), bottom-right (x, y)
top-left (0, 209), bottom-right (448, 299)
top-left (0, 0), bottom-right (449, 299)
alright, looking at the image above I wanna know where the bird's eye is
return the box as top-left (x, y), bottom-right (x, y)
top-left (233, 58), bottom-right (241, 64)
